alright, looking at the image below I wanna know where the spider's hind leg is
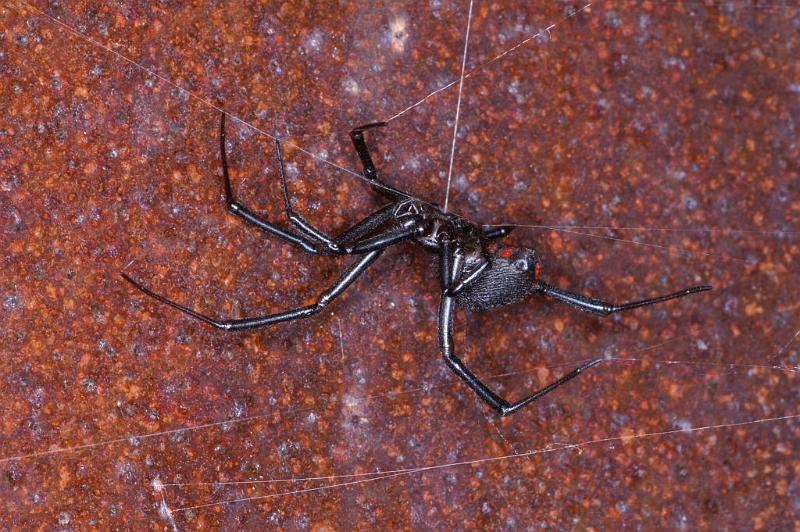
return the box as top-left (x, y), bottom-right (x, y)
top-left (438, 295), bottom-right (602, 416)
top-left (275, 136), bottom-right (405, 253)
top-left (122, 217), bottom-right (422, 330)
top-left (534, 282), bottom-right (712, 315)
top-left (219, 113), bottom-right (401, 256)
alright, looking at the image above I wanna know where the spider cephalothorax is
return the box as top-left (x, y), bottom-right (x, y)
top-left (123, 114), bottom-right (711, 416)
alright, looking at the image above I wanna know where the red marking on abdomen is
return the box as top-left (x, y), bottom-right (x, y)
top-left (498, 247), bottom-right (514, 259)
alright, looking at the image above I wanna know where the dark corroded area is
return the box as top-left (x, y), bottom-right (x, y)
top-left (2, 1), bottom-right (799, 529)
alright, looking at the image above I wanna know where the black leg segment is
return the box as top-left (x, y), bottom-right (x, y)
top-left (122, 249), bottom-right (383, 331)
top-left (219, 113), bottom-right (323, 254)
top-left (220, 113), bottom-right (410, 257)
top-left (333, 203), bottom-right (396, 246)
top-left (438, 295), bottom-right (602, 416)
top-left (535, 282), bottom-right (712, 316)
top-left (349, 122), bottom-right (410, 200)
top-left (347, 225), bottom-right (419, 253)
top-left (438, 242), bottom-right (488, 297)
top-left (482, 226), bottom-right (513, 240)
top-left (275, 137), bottom-right (341, 251)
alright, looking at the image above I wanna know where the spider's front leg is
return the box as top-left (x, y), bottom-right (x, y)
top-left (349, 122), bottom-right (411, 200)
top-left (219, 112), bottom-right (404, 256)
top-left (218, 113), bottom-right (325, 254)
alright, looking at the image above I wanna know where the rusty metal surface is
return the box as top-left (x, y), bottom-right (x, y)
top-left (2, 1), bottom-right (799, 529)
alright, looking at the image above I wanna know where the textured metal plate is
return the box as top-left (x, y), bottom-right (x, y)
top-left (1, 1), bottom-right (798, 529)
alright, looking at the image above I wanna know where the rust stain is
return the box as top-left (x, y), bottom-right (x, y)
top-left (1, 1), bottom-right (798, 529)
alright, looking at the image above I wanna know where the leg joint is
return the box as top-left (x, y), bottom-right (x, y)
top-left (315, 295), bottom-right (333, 310)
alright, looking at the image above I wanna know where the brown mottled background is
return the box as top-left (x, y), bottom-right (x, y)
top-left (2, 1), bottom-right (799, 529)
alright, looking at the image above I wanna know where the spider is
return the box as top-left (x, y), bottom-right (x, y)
top-left (123, 113), bottom-right (712, 416)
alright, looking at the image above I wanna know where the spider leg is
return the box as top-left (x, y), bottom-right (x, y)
top-left (333, 203), bottom-right (396, 245)
top-left (438, 294), bottom-right (603, 416)
top-left (347, 222), bottom-right (420, 253)
top-left (534, 282), bottom-right (712, 316)
top-left (122, 249), bottom-right (383, 331)
top-left (220, 113), bottom-right (403, 255)
top-left (275, 139), bottom-right (418, 254)
top-left (275, 136), bottom-right (334, 245)
top-left (439, 238), bottom-right (456, 291)
top-left (219, 113), bottom-right (323, 254)
top-left (122, 214), bottom-right (420, 330)
top-left (438, 239), bottom-right (488, 297)
top-left (482, 226), bottom-right (513, 240)
top-left (446, 258), bottom-right (489, 296)
top-left (350, 123), bottom-right (411, 200)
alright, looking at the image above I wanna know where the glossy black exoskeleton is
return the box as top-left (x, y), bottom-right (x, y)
top-left (123, 115), bottom-right (711, 415)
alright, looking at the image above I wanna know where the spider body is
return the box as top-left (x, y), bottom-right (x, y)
top-left (391, 198), bottom-right (477, 251)
top-left (360, 197), bottom-right (542, 311)
top-left (123, 114), bottom-right (711, 416)
top-left (452, 244), bottom-right (540, 311)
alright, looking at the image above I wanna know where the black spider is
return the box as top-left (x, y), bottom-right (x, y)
top-left (122, 113), bottom-right (712, 416)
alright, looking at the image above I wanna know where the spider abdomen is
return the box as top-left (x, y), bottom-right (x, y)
top-left (455, 247), bottom-right (539, 310)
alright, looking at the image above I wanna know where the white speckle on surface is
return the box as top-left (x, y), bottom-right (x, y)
top-left (402, 155), bottom-right (421, 172)
top-left (158, 497), bottom-right (178, 531)
top-left (507, 79), bottom-right (526, 104)
top-left (303, 29), bottom-right (324, 54)
top-left (232, 400), bottom-right (246, 418)
top-left (3, 295), bottom-right (21, 311)
top-left (662, 56), bottom-right (686, 71)
top-left (81, 377), bottom-right (97, 393)
top-left (342, 77), bottom-right (360, 95)
top-left (668, 167), bottom-right (687, 181)
top-left (389, 15), bottom-right (409, 53)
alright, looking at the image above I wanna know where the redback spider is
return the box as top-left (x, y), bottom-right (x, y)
top-left (123, 113), bottom-right (712, 416)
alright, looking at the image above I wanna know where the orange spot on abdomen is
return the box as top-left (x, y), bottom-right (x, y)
top-left (498, 247), bottom-right (514, 259)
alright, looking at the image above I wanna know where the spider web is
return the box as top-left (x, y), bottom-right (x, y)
top-left (1, 0), bottom-right (798, 528)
